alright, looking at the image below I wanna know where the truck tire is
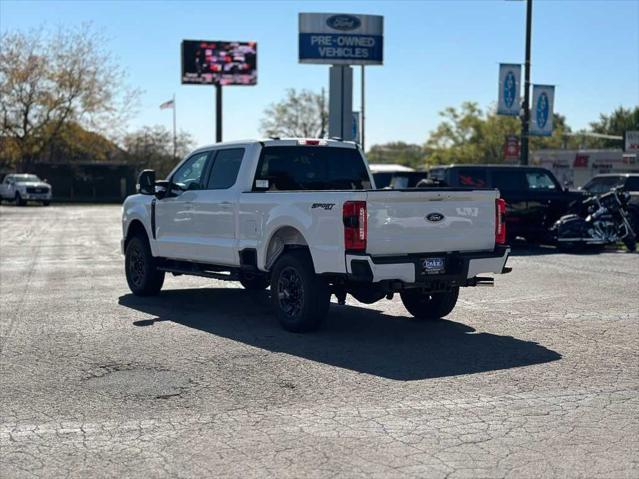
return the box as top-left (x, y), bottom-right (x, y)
top-left (239, 272), bottom-right (270, 291)
top-left (15, 192), bottom-right (25, 206)
top-left (125, 235), bottom-right (165, 296)
top-left (42, 201), bottom-right (50, 206)
top-left (400, 287), bottom-right (459, 320)
top-left (270, 250), bottom-right (330, 332)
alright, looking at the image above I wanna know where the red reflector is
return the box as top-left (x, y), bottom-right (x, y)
top-left (495, 198), bottom-right (507, 245)
top-left (343, 201), bottom-right (367, 252)
top-left (304, 140), bottom-right (320, 145)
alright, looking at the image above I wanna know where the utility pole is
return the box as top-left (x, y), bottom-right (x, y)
top-left (520, 0), bottom-right (533, 165)
top-left (361, 65), bottom-right (365, 151)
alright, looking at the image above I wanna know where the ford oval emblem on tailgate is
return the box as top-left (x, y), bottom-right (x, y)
top-left (426, 212), bottom-right (445, 222)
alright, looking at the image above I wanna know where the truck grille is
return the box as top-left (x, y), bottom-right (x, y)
top-left (27, 187), bottom-right (48, 194)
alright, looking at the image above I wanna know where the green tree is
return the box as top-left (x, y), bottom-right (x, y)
top-left (260, 88), bottom-right (328, 138)
top-left (365, 142), bottom-right (426, 169)
top-left (0, 25), bottom-right (139, 171)
top-left (588, 106), bottom-right (639, 148)
top-left (424, 101), bottom-right (573, 166)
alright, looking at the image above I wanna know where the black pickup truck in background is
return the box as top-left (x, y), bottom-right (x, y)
top-left (428, 165), bottom-right (584, 243)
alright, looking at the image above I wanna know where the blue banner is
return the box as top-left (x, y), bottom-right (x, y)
top-left (299, 33), bottom-right (383, 65)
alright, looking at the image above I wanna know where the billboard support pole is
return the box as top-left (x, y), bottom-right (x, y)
top-left (361, 65), bottom-right (365, 150)
top-left (215, 84), bottom-right (222, 143)
top-left (520, 0), bottom-right (533, 166)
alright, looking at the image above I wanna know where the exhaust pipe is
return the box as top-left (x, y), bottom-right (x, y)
top-left (466, 276), bottom-right (494, 287)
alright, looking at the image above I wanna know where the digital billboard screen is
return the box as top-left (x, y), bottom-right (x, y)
top-left (181, 40), bottom-right (257, 86)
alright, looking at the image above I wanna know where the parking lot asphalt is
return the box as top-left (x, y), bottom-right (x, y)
top-left (1, 204), bottom-right (638, 478)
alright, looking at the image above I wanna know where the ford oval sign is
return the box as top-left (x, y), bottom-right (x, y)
top-left (326, 14), bottom-right (361, 31)
top-left (536, 91), bottom-right (549, 129)
top-left (503, 71), bottom-right (516, 109)
top-left (426, 213), bottom-right (445, 223)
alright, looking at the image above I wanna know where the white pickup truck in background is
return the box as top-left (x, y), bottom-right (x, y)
top-left (122, 139), bottom-right (510, 332)
top-left (0, 174), bottom-right (52, 206)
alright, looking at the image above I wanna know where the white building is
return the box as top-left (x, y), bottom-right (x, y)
top-left (531, 149), bottom-right (639, 188)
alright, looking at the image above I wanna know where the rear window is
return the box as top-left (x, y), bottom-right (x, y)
top-left (583, 176), bottom-right (622, 194)
top-left (456, 168), bottom-right (488, 188)
top-left (254, 146), bottom-right (372, 191)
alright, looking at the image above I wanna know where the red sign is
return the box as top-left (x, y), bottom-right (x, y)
top-left (503, 135), bottom-right (520, 161)
top-left (573, 154), bottom-right (589, 168)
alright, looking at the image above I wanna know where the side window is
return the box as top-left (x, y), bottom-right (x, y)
top-left (457, 169), bottom-right (487, 188)
top-left (206, 148), bottom-right (244, 190)
top-left (491, 170), bottom-right (527, 191)
top-left (172, 152), bottom-right (209, 190)
top-left (624, 177), bottom-right (639, 191)
top-left (526, 171), bottom-right (557, 190)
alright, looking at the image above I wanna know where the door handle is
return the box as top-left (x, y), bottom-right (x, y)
top-left (220, 201), bottom-right (233, 207)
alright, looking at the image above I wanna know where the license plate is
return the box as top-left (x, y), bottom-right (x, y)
top-left (422, 257), bottom-right (445, 274)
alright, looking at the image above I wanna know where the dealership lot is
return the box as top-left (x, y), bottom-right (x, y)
top-left (1, 205), bottom-right (638, 478)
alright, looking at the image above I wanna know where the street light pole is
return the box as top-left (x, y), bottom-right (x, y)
top-left (520, 0), bottom-right (533, 165)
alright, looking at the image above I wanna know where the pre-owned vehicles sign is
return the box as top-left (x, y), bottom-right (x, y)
top-left (298, 13), bottom-right (384, 65)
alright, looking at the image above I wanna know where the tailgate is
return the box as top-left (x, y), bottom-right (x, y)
top-left (365, 189), bottom-right (498, 255)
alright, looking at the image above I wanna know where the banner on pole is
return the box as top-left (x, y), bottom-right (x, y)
top-left (497, 64), bottom-right (521, 116)
top-left (530, 85), bottom-right (555, 137)
top-left (503, 134), bottom-right (520, 162)
top-left (352, 111), bottom-right (361, 144)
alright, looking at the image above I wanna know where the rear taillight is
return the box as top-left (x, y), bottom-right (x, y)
top-left (343, 201), bottom-right (367, 252)
top-left (495, 198), bottom-right (507, 245)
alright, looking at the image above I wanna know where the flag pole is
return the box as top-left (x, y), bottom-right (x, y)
top-left (172, 93), bottom-right (177, 160)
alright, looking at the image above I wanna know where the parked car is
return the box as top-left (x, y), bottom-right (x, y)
top-left (428, 164), bottom-right (584, 243)
top-left (0, 174), bottom-right (52, 206)
top-left (581, 173), bottom-right (639, 202)
top-left (368, 163), bottom-right (414, 189)
top-left (387, 171), bottom-right (430, 189)
top-left (580, 173), bottom-right (639, 226)
top-left (122, 139), bottom-right (511, 332)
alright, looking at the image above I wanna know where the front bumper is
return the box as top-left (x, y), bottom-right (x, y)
top-left (346, 245), bottom-right (510, 285)
top-left (22, 192), bottom-right (52, 201)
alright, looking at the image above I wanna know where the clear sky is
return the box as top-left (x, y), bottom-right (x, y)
top-left (2, 0), bottom-right (638, 148)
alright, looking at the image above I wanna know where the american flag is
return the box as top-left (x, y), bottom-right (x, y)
top-left (159, 99), bottom-right (174, 110)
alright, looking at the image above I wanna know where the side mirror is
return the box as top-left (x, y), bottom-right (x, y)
top-left (137, 169), bottom-right (156, 195)
top-left (154, 180), bottom-right (169, 199)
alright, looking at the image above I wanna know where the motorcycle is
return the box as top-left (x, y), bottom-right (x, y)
top-left (551, 187), bottom-right (638, 252)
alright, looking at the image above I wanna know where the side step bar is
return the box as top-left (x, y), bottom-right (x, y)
top-left (156, 259), bottom-right (241, 281)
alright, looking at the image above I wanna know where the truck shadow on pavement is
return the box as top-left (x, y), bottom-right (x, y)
top-left (118, 288), bottom-right (561, 381)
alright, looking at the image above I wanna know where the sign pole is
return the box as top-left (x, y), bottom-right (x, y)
top-left (215, 84), bottom-right (222, 143)
top-left (520, 0), bottom-right (533, 165)
top-left (172, 93), bottom-right (177, 159)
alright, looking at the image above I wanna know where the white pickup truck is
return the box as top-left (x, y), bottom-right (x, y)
top-left (122, 139), bottom-right (510, 332)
